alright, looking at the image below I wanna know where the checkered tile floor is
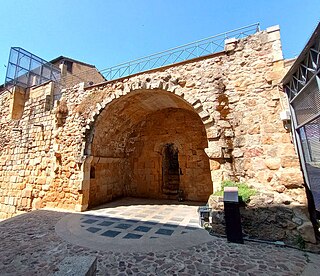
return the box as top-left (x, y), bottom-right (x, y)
top-left (55, 198), bottom-right (212, 252)
top-left (80, 203), bottom-right (201, 240)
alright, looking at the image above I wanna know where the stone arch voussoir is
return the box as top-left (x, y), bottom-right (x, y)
top-left (80, 78), bottom-right (214, 156)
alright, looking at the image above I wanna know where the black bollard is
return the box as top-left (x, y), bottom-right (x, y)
top-left (223, 187), bottom-right (244, 244)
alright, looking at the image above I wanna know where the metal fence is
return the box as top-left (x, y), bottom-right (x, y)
top-left (100, 23), bottom-right (260, 81)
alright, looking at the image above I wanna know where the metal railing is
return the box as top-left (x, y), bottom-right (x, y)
top-left (100, 23), bottom-right (260, 80)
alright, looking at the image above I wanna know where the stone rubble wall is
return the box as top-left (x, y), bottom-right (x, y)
top-left (0, 26), bottom-right (312, 243)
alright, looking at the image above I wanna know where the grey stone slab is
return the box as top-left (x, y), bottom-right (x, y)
top-left (54, 256), bottom-right (97, 276)
top-left (82, 219), bottom-right (98, 224)
top-left (134, 213), bottom-right (147, 218)
top-left (134, 226), bottom-right (152, 233)
top-left (115, 223), bottom-right (133, 229)
top-left (155, 228), bottom-right (174, 236)
top-left (86, 227), bottom-right (101, 233)
top-left (101, 230), bottom-right (121, 237)
top-left (123, 233), bottom-right (143, 239)
top-left (98, 221), bottom-right (114, 227)
top-left (152, 216), bottom-right (164, 219)
top-left (108, 217), bottom-right (122, 221)
top-left (126, 219), bottom-right (140, 223)
top-left (143, 221), bottom-right (158, 225)
top-left (169, 217), bottom-right (184, 222)
top-left (163, 223), bottom-right (178, 228)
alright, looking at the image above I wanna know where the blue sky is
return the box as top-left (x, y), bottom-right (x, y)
top-left (0, 0), bottom-right (319, 83)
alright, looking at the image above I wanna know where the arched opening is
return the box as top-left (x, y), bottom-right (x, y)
top-left (162, 143), bottom-right (180, 195)
top-left (85, 89), bottom-right (212, 208)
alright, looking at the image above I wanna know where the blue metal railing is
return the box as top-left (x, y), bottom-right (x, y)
top-left (100, 23), bottom-right (260, 80)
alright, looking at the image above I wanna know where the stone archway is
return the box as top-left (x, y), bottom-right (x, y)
top-left (80, 87), bottom-right (213, 209)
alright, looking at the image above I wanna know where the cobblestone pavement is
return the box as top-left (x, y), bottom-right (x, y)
top-left (0, 200), bottom-right (320, 275)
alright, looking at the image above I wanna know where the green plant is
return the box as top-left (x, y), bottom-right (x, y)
top-left (213, 180), bottom-right (256, 203)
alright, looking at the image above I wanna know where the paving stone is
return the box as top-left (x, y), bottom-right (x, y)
top-left (134, 214), bottom-right (146, 218)
top-left (125, 219), bottom-right (140, 224)
top-left (108, 217), bottom-right (122, 221)
top-left (98, 221), bottom-right (114, 227)
top-left (155, 228), bottom-right (174, 236)
top-left (143, 221), bottom-right (158, 225)
top-left (82, 219), bottom-right (98, 224)
top-left (123, 233), bottom-right (142, 239)
top-left (86, 227), bottom-right (101, 233)
top-left (169, 217), bottom-right (184, 222)
top-left (185, 226), bottom-right (198, 230)
top-left (134, 226), bottom-right (151, 233)
top-left (115, 223), bottom-right (133, 230)
top-left (163, 223), bottom-right (178, 228)
top-left (100, 230), bottom-right (121, 237)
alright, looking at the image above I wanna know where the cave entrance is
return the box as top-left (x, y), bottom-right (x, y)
top-left (162, 143), bottom-right (180, 195)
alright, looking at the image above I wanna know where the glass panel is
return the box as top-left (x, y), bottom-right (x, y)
top-left (9, 49), bottom-right (18, 64)
top-left (6, 63), bottom-right (16, 79)
top-left (18, 53), bottom-right (30, 70)
top-left (31, 59), bottom-right (42, 73)
top-left (51, 70), bottom-right (61, 81)
top-left (15, 68), bottom-right (28, 86)
top-left (41, 65), bottom-right (51, 79)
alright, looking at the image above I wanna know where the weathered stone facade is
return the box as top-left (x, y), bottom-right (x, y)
top-left (0, 26), bottom-right (314, 243)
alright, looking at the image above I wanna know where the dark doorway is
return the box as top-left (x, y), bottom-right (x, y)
top-left (162, 143), bottom-right (180, 195)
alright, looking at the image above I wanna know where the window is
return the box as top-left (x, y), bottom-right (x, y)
top-left (64, 60), bottom-right (73, 73)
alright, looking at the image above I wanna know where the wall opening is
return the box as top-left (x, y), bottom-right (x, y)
top-left (84, 89), bottom-right (213, 207)
top-left (90, 166), bottom-right (95, 179)
top-left (162, 143), bottom-right (180, 195)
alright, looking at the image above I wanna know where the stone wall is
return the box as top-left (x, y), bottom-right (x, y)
top-left (126, 107), bottom-right (211, 202)
top-left (0, 25), bottom-right (313, 244)
top-left (0, 82), bottom-right (57, 218)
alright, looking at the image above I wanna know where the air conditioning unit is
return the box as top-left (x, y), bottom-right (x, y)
top-left (280, 110), bottom-right (291, 121)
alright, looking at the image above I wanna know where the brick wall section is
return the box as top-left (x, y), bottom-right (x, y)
top-left (0, 27), bottom-right (305, 233)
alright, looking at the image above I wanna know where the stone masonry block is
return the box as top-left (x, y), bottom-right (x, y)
top-left (266, 25), bottom-right (280, 33)
top-left (54, 256), bottom-right (97, 276)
